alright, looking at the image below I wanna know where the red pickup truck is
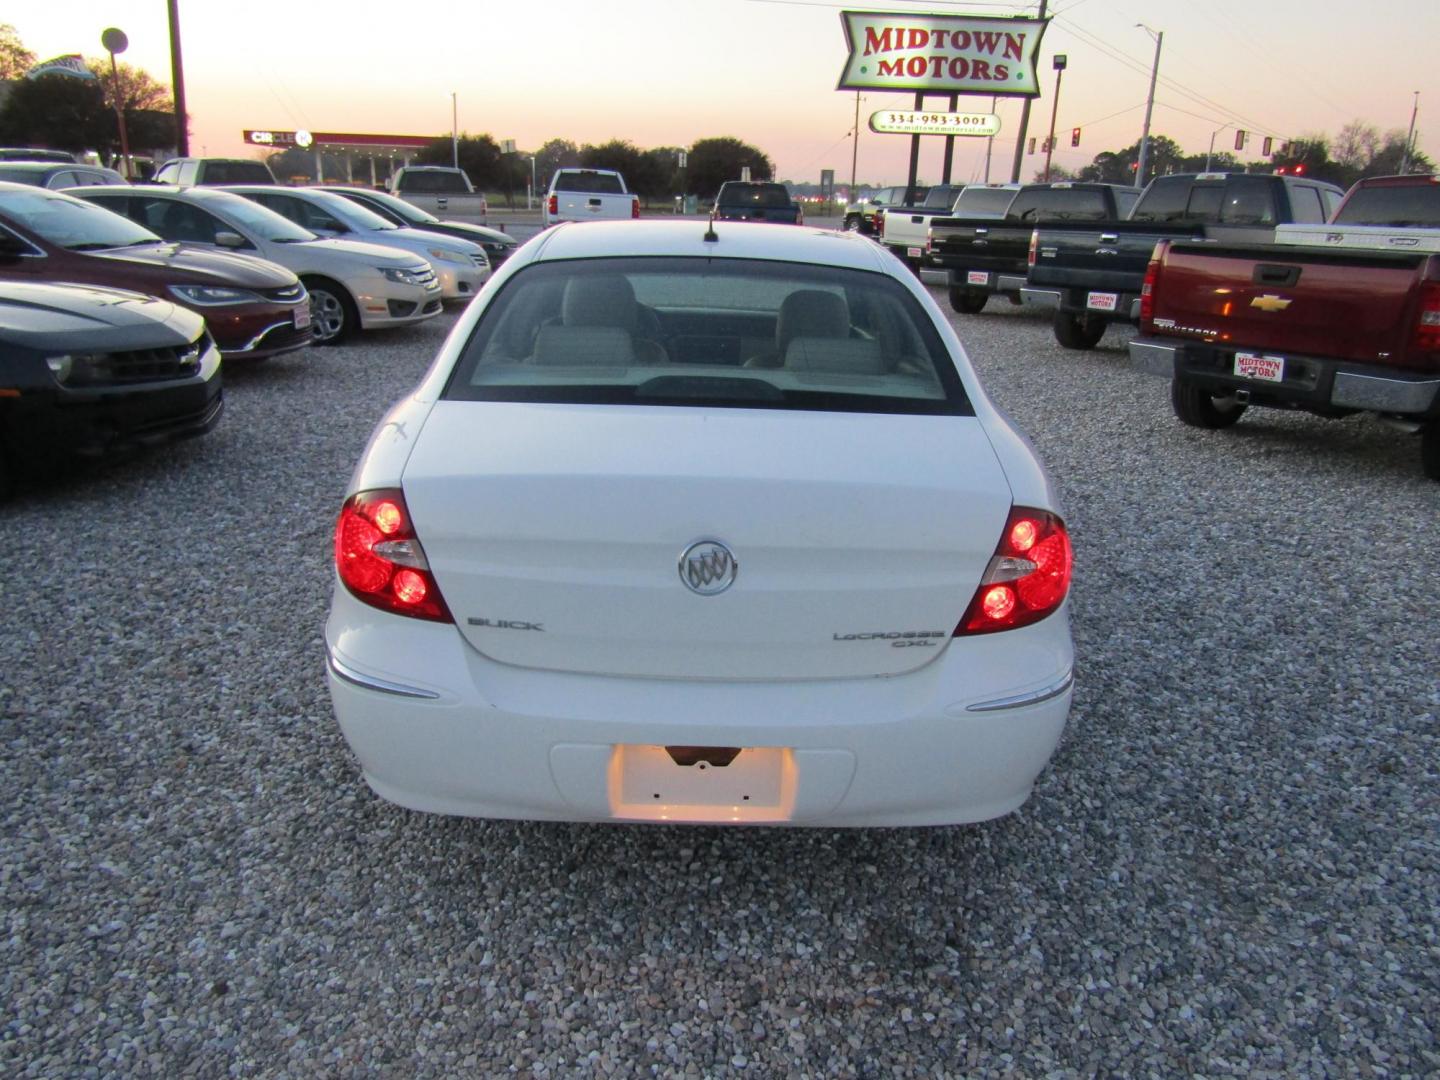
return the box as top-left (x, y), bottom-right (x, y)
top-left (1129, 175), bottom-right (1440, 479)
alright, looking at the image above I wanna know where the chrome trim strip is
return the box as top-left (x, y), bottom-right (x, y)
top-left (967, 669), bottom-right (1074, 713)
top-left (326, 650), bottom-right (440, 700)
top-left (227, 319), bottom-right (300, 354)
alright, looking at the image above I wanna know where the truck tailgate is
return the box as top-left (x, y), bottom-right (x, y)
top-left (1152, 243), bottom-right (1433, 365)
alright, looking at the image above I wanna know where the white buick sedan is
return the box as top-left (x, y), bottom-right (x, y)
top-left (326, 220), bottom-right (1074, 827)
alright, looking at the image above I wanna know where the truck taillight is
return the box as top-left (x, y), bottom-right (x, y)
top-left (335, 489), bottom-right (452, 623)
top-left (876, 212), bottom-right (885, 239)
top-left (547, 194), bottom-right (558, 217)
top-left (955, 508), bottom-right (1073, 636)
top-left (1027, 229), bottom-right (1038, 268)
top-left (1415, 281), bottom-right (1440, 353)
top-left (632, 196), bottom-right (640, 219)
top-left (1139, 243), bottom-right (1166, 330)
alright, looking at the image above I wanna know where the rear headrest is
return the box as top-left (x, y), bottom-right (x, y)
top-left (562, 276), bottom-right (637, 328)
top-left (783, 337), bottom-right (888, 375)
top-left (777, 290), bottom-right (849, 353)
top-left (531, 324), bottom-right (636, 366)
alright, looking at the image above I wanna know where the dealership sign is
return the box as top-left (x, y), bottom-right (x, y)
top-left (870, 110), bottom-right (1001, 136)
top-left (838, 12), bottom-right (1048, 96)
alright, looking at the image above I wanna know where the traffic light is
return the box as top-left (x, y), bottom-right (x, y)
top-left (1028, 137), bottom-right (1036, 155)
top-left (1234, 130), bottom-right (1247, 151)
top-left (1071, 127), bottom-right (1081, 148)
top-left (1262, 136), bottom-right (1273, 156)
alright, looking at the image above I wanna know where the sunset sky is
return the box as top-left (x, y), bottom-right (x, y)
top-left (13, 0), bottom-right (1437, 186)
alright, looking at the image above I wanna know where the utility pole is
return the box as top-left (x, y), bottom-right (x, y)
top-left (849, 90), bottom-right (860, 197)
top-left (167, 0), bottom-right (188, 156)
top-left (984, 95), bottom-right (997, 182)
top-left (1043, 55), bottom-right (1066, 182)
top-left (1135, 25), bottom-right (1163, 187)
top-left (101, 29), bottom-right (131, 177)
top-left (1009, 0), bottom-right (1047, 182)
top-left (451, 92), bottom-right (459, 169)
top-left (1400, 91), bottom-right (1420, 174)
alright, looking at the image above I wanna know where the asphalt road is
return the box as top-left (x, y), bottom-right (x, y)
top-left (2, 270), bottom-right (1437, 1077)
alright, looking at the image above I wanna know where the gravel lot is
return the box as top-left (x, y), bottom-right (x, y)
top-left (3, 278), bottom-right (1437, 1078)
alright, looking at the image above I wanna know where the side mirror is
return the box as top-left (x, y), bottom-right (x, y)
top-left (214, 231), bottom-right (247, 249)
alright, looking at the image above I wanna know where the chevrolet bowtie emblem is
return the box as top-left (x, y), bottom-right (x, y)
top-left (1250, 294), bottom-right (1292, 312)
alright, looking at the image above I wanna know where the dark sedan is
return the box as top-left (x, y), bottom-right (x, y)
top-left (0, 183), bottom-right (311, 361)
top-left (322, 185), bottom-right (519, 267)
top-left (0, 281), bottom-right (222, 499)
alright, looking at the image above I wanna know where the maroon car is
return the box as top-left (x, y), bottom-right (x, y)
top-left (0, 183), bottom-right (311, 361)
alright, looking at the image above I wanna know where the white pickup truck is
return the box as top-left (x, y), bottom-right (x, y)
top-left (545, 168), bottom-right (639, 226)
top-left (388, 166), bottom-right (488, 226)
top-left (875, 183), bottom-right (1019, 273)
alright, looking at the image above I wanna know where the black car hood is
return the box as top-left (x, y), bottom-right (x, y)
top-left (0, 281), bottom-right (203, 353)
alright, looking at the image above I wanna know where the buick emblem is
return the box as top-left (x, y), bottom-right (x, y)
top-left (678, 540), bottom-right (738, 596)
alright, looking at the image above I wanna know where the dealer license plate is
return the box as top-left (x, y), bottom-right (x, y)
top-left (293, 305), bottom-right (312, 330)
top-left (907, 246), bottom-right (923, 258)
top-left (966, 271), bottom-right (989, 286)
top-left (1234, 352), bottom-right (1285, 382)
top-left (1086, 291), bottom-right (1119, 311)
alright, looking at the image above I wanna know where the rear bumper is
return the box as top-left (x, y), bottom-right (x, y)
top-left (1052, 286), bottom-right (1141, 322)
top-left (324, 588), bottom-right (1073, 827)
top-left (1130, 337), bottom-right (1440, 416)
top-left (1019, 287), bottom-right (1061, 311)
top-left (944, 269), bottom-right (1029, 295)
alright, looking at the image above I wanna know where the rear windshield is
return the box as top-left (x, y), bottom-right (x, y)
top-left (1334, 183), bottom-right (1440, 227)
top-left (954, 188), bottom-right (1016, 216)
top-left (198, 161), bottom-right (274, 185)
top-left (395, 170), bottom-right (471, 194)
top-left (445, 257), bottom-right (971, 416)
top-left (717, 184), bottom-right (791, 207)
top-left (1131, 176), bottom-right (1277, 225)
top-left (1007, 187), bottom-right (1117, 222)
top-left (553, 171), bottom-right (625, 195)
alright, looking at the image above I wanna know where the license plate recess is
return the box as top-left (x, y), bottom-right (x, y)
top-left (610, 745), bottom-right (795, 822)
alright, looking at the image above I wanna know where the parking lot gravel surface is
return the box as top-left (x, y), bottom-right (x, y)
top-left (3, 271), bottom-right (1437, 1078)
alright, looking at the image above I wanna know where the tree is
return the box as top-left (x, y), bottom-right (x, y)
top-left (533, 139), bottom-right (579, 188)
top-left (580, 139), bottom-right (646, 179)
top-left (414, 134), bottom-right (504, 189)
top-left (1333, 120), bottom-right (1380, 172)
top-left (1077, 135), bottom-right (1184, 184)
top-left (87, 58), bottom-right (173, 114)
top-left (0, 23), bottom-right (35, 79)
top-left (685, 136), bottom-right (773, 199)
top-left (0, 74), bottom-right (112, 154)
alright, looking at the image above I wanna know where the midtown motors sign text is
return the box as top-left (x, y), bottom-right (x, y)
top-left (838, 12), bottom-right (1048, 96)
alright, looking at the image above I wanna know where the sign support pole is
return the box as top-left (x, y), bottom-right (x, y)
top-left (905, 91), bottom-right (923, 204)
top-left (1009, 0), bottom-right (1047, 182)
top-left (941, 93), bottom-right (958, 183)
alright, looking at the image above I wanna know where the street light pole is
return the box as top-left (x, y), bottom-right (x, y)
top-left (1009, 0), bottom-right (1048, 182)
top-left (101, 28), bottom-right (131, 178)
top-left (1043, 55), bottom-right (1066, 182)
top-left (1135, 24), bottom-right (1163, 187)
top-left (1204, 126), bottom-right (1225, 172)
top-left (1400, 91), bottom-right (1420, 174)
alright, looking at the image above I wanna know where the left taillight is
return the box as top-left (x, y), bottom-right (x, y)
top-left (954, 507), bottom-right (1073, 636)
top-left (631, 196), bottom-right (641, 219)
top-left (334, 488), bottom-right (452, 623)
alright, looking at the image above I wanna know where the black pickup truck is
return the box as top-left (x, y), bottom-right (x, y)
top-left (928, 182), bottom-right (1140, 314)
top-left (1022, 172), bottom-right (1345, 348)
top-left (713, 182), bottom-right (804, 225)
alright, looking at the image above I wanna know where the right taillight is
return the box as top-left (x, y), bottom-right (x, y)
top-left (631, 196), bottom-right (640, 219)
top-left (1139, 246), bottom-right (1163, 330)
top-left (876, 212), bottom-right (885, 239)
top-left (1415, 281), bottom-right (1440, 353)
top-left (955, 508), bottom-right (1073, 636)
top-left (1027, 228), bottom-right (1038, 268)
top-left (334, 488), bottom-right (452, 623)
top-left (547, 194), bottom-right (558, 217)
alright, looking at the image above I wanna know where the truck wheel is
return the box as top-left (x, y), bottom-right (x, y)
top-left (843, 215), bottom-right (863, 233)
top-left (0, 447), bottom-right (12, 503)
top-left (1421, 421), bottom-right (1440, 481)
top-left (303, 277), bottom-right (358, 346)
top-left (1171, 378), bottom-right (1248, 429)
top-left (1053, 311), bottom-right (1107, 349)
top-left (949, 287), bottom-right (988, 315)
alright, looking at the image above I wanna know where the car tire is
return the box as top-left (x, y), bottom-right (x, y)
top-left (1171, 378), bottom-right (1248, 429)
top-left (949, 287), bottom-right (988, 315)
top-left (303, 277), bottom-right (358, 346)
top-left (1053, 310), bottom-right (1107, 350)
top-left (0, 446), bottom-right (12, 502)
top-left (1421, 420), bottom-right (1440, 481)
